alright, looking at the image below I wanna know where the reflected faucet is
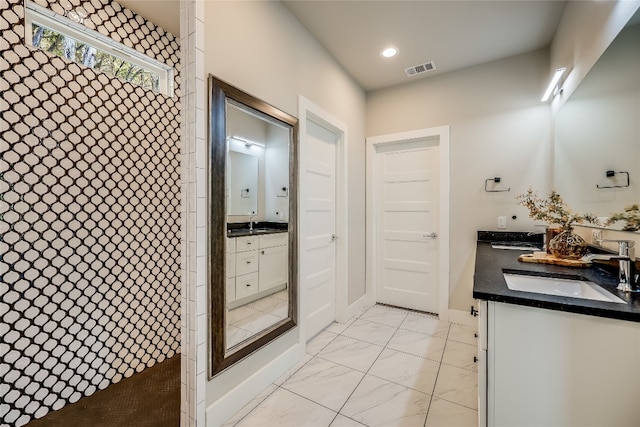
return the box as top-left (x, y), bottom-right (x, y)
top-left (249, 216), bottom-right (256, 232)
top-left (585, 240), bottom-right (638, 292)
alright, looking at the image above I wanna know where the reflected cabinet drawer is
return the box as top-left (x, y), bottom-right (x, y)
top-left (236, 236), bottom-right (258, 252)
top-left (259, 232), bottom-right (288, 249)
top-left (235, 273), bottom-right (258, 299)
top-left (226, 237), bottom-right (236, 254)
top-left (235, 250), bottom-right (258, 276)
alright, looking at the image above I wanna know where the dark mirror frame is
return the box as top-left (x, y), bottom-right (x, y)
top-left (208, 75), bottom-right (298, 377)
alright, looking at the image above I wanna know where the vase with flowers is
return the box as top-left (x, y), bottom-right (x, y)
top-left (516, 188), bottom-right (600, 259)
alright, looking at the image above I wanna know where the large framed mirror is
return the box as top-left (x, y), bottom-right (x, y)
top-left (208, 76), bottom-right (298, 377)
top-left (553, 10), bottom-right (639, 232)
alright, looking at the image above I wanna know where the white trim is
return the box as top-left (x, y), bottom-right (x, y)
top-left (366, 126), bottom-right (451, 320)
top-left (24, 0), bottom-right (174, 97)
top-left (298, 96), bottom-right (349, 343)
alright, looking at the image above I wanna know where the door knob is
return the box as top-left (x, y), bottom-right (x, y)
top-left (423, 232), bottom-right (438, 239)
top-left (331, 234), bottom-right (338, 242)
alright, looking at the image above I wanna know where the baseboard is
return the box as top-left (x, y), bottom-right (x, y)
top-left (342, 294), bottom-right (370, 322)
top-left (447, 308), bottom-right (478, 327)
top-left (206, 342), bottom-right (304, 427)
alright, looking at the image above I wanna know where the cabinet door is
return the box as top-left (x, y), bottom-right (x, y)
top-left (489, 301), bottom-right (640, 427)
top-left (259, 245), bottom-right (288, 291)
top-left (235, 272), bottom-right (259, 299)
top-left (236, 250), bottom-right (258, 276)
top-left (226, 253), bottom-right (236, 278)
top-left (226, 277), bottom-right (236, 303)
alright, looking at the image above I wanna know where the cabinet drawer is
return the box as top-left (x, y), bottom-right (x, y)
top-left (235, 272), bottom-right (258, 299)
top-left (236, 236), bottom-right (259, 252)
top-left (226, 277), bottom-right (235, 303)
top-left (226, 253), bottom-right (236, 278)
top-left (226, 237), bottom-right (236, 253)
top-left (236, 250), bottom-right (258, 276)
top-left (259, 232), bottom-right (288, 249)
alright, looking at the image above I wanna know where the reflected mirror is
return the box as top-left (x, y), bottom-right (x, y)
top-left (209, 76), bottom-right (298, 377)
top-left (553, 12), bottom-right (640, 231)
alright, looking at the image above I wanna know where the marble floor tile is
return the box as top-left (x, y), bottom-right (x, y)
top-left (448, 323), bottom-right (478, 345)
top-left (425, 397), bottom-right (478, 427)
top-left (226, 325), bottom-right (254, 349)
top-left (341, 319), bottom-right (397, 346)
top-left (325, 318), bottom-right (355, 334)
top-left (233, 311), bottom-right (281, 334)
top-left (234, 388), bottom-right (337, 427)
top-left (399, 313), bottom-right (450, 339)
top-left (281, 357), bottom-right (365, 411)
top-left (358, 305), bottom-right (408, 327)
top-left (340, 374), bottom-right (431, 427)
top-left (387, 328), bottom-right (447, 362)
top-left (329, 414), bottom-right (367, 427)
top-left (228, 305), bottom-right (261, 324)
top-left (247, 295), bottom-right (285, 313)
top-left (273, 353), bottom-right (313, 386)
top-left (306, 330), bottom-right (338, 355)
top-left (317, 335), bottom-right (384, 372)
top-left (433, 364), bottom-right (478, 410)
top-left (221, 384), bottom-right (278, 427)
top-left (368, 348), bottom-right (440, 394)
top-left (441, 340), bottom-right (478, 372)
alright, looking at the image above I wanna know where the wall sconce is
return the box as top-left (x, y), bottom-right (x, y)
top-left (228, 135), bottom-right (265, 148)
top-left (541, 67), bottom-right (566, 102)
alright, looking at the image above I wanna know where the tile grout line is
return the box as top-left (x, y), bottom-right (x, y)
top-left (423, 321), bottom-right (452, 427)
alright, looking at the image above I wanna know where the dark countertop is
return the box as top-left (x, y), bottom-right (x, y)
top-left (227, 221), bottom-right (288, 238)
top-left (473, 239), bottom-right (640, 323)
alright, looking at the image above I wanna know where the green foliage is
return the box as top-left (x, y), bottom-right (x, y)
top-left (32, 23), bottom-right (160, 92)
top-left (605, 204), bottom-right (640, 232)
top-left (516, 188), bottom-right (600, 232)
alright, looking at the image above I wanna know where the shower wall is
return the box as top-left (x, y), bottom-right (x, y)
top-left (0, 1), bottom-right (181, 425)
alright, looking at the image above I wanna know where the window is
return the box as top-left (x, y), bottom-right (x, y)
top-left (25, 1), bottom-right (174, 97)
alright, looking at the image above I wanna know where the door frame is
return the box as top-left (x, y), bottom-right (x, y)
top-left (366, 126), bottom-right (450, 320)
top-left (298, 95), bottom-right (349, 342)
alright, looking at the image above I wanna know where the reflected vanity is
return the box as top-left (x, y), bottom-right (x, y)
top-left (208, 76), bottom-right (298, 376)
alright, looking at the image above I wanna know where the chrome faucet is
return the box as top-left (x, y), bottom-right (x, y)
top-left (586, 240), bottom-right (638, 292)
top-left (249, 216), bottom-right (256, 232)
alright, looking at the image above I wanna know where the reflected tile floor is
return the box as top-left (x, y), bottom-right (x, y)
top-left (227, 290), bottom-right (288, 348)
top-left (222, 305), bottom-right (479, 427)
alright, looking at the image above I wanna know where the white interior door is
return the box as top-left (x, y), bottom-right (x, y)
top-left (375, 139), bottom-right (440, 313)
top-left (303, 120), bottom-right (337, 338)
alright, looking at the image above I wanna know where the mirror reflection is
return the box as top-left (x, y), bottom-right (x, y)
top-left (225, 100), bottom-right (291, 351)
top-left (553, 16), bottom-right (639, 228)
top-left (209, 75), bottom-right (297, 377)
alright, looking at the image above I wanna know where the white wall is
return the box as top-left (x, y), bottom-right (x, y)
top-left (202, 0), bottom-right (366, 419)
top-left (366, 50), bottom-right (552, 311)
top-left (549, 0), bottom-right (640, 112)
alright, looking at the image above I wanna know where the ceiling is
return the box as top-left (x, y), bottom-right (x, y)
top-left (116, 0), bottom-right (567, 92)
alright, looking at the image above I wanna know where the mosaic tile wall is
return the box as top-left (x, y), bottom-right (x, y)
top-left (0, 1), bottom-right (181, 425)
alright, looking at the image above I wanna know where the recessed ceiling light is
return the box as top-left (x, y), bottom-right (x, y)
top-left (380, 46), bottom-right (398, 58)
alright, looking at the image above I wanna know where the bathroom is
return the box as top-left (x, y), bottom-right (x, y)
top-left (2, 0), bottom-right (639, 426)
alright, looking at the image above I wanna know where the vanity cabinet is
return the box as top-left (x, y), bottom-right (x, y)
top-left (479, 300), bottom-right (640, 427)
top-left (259, 233), bottom-right (288, 292)
top-left (226, 232), bottom-right (288, 306)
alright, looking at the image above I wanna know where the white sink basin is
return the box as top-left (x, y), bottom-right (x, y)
top-left (503, 273), bottom-right (626, 304)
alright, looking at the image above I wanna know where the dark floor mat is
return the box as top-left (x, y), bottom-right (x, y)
top-left (26, 354), bottom-right (180, 427)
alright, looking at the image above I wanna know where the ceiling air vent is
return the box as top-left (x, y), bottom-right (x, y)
top-left (404, 61), bottom-right (436, 77)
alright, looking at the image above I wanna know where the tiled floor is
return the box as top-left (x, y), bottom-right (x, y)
top-left (227, 289), bottom-right (289, 348)
top-left (222, 304), bottom-right (479, 427)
